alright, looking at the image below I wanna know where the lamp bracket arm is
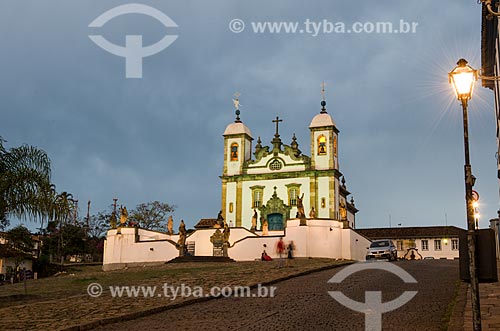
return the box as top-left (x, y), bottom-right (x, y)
top-left (479, 73), bottom-right (500, 81)
top-left (482, 0), bottom-right (500, 17)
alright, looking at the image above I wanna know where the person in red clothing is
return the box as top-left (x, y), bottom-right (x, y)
top-left (261, 244), bottom-right (272, 261)
top-left (276, 238), bottom-right (285, 268)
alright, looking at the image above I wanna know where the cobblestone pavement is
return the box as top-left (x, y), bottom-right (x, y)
top-left (96, 260), bottom-right (459, 331)
top-left (0, 259), bottom-right (347, 330)
top-left (464, 261), bottom-right (500, 331)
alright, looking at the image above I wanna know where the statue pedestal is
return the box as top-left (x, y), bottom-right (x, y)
top-left (299, 217), bottom-right (307, 226)
top-left (178, 245), bottom-right (186, 257)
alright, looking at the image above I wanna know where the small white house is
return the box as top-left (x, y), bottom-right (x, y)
top-left (356, 226), bottom-right (465, 260)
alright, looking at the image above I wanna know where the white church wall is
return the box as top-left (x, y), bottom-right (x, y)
top-left (244, 139), bottom-right (252, 161)
top-left (103, 228), bottom-right (178, 271)
top-left (137, 228), bottom-right (171, 241)
top-left (317, 176), bottom-right (330, 218)
top-left (186, 228), bottom-right (259, 256)
top-left (342, 230), bottom-right (371, 261)
top-left (229, 236), bottom-right (284, 261)
top-left (246, 153), bottom-right (307, 174)
top-left (103, 221), bottom-right (368, 270)
top-left (225, 181), bottom-right (237, 223)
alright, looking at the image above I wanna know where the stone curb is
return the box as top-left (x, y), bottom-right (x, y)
top-left (447, 280), bottom-right (468, 331)
top-left (63, 260), bottom-right (354, 331)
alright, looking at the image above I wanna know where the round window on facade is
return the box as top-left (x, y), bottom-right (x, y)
top-left (269, 159), bottom-right (283, 171)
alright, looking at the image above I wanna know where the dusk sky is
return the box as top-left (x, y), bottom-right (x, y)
top-left (1, 0), bottom-right (496, 231)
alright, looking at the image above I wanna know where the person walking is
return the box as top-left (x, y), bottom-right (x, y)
top-left (286, 241), bottom-right (295, 266)
top-left (276, 238), bottom-right (285, 268)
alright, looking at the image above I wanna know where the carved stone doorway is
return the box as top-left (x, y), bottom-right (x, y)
top-left (259, 187), bottom-right (291, 230)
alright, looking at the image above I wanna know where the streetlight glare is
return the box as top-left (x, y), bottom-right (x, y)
top-left (472, 201), bottom-right (479, 208)
top-left (449, 58), bottom-right (478, 101)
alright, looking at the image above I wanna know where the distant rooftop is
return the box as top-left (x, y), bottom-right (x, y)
top-left (356, 226), bottom-right (465, 240)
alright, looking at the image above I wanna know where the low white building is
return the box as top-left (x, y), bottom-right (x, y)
top-left (357, 226), bottom-right (465, 260)
top-left (103, 219), bottom-right (369, 271)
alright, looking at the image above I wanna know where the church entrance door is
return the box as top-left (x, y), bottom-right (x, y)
top-left (268, 213), bottom-right (284, 230)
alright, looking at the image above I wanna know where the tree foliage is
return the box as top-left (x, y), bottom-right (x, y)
top-left (0, 137), bottom-right (52, 222)
top-left (129, 201), bottom-right (176, 231)
top-left (6, 225), bottom-right (34, 268)
top-left (87, 211), bottom-right (110, 239)
top-left (0, 138), bottom-right (76, 229)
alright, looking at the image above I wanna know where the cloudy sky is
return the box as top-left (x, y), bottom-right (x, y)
top-left (1, 0), bottom-right (496, 231)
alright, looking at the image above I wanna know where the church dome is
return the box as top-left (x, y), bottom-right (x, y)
top-left (223, 122), bottom-right (253, 137)
top-left (309, 113), bottom-right (336, 128)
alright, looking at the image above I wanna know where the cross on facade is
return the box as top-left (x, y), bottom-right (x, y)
top-left (272, 116), bottom-right (283, 137)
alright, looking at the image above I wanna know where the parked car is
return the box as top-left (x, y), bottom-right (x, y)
top-left (366, 239), bottom-right (398, 261)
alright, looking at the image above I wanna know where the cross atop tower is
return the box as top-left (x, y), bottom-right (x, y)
top-left (272, 116), bottom-right (283, 137)
top-left (232, 92), bottom-right (241, 122)
top-left (320, 81), bottom-right (327, 114)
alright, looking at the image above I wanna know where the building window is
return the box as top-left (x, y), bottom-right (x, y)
top-left (409, 239), bottom-right (416, 248)
top-left (286, 184), bottom-right (301, 206)
top-left (397, 241), bottom-right (403, 251)
top-left (422, 240), bottom-right (429, 251)
top-left (250, 186), bottom-right (265, 209)
top-left (318, 135), bottom-right (327, 155)
top-left (230, 143), bottom-right (238, 161)
top-left (269, 159), bottom-right (283, 171)
top-left (452, 239), bottom-right (459, 250)
top-left (333, 136), bottom-right (338, 157)
top-left (434, 239), bottom-right (442, 251)
top-left (229, 202), bottom-right (234, 213)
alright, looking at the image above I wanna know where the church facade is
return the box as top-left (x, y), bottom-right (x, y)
top-left (221, 97), bottom-right (358, 230)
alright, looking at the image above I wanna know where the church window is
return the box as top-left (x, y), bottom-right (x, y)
top-left (269, 159), bottom-right (283, 171)
top-left (286, 184), bottom-right (301, 206)
top-left (250, 186), bottom-right (265, 208)
top-left (318, 135), bottom-right (327, 155)
top-left (230, 143), bottom-right (238, 161)
top-left (333, 136), bottom-right (338, 157)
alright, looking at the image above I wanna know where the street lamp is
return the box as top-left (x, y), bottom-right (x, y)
top-left (449, 58), bottom-right (481, 331)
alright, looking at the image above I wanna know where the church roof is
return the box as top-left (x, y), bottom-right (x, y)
top-left (309, 113), bottom-right (336, 128)
top-left (223, 122), bottom-right (253, 137)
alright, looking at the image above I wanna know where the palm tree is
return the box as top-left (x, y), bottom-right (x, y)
top-left (0, 137), bottom-right (53, 223)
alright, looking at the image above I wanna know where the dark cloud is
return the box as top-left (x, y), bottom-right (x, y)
top-left (1, 0), bottom-right (495, 230)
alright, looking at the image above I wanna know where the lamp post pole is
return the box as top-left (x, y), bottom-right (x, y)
top-left (461, 97), bottom-right (482, 331)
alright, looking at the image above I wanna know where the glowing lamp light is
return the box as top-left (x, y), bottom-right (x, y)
top-left (472, 201), bottom-right (479, 208)
top-left (448, 59), bottom-right (478, 102)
